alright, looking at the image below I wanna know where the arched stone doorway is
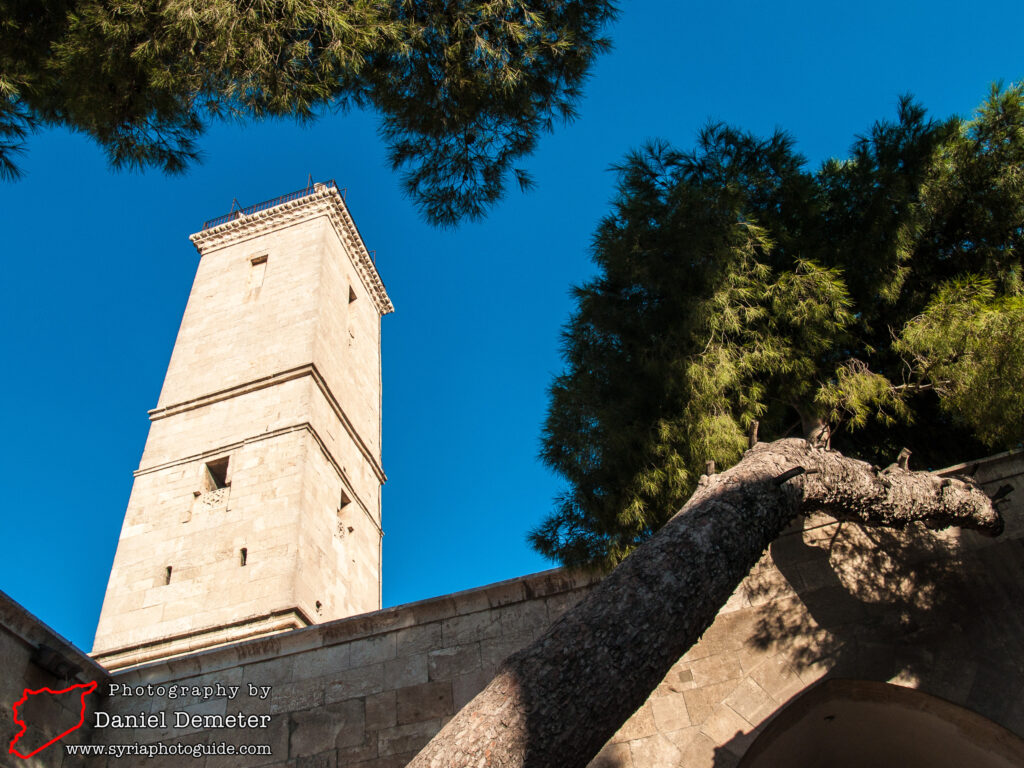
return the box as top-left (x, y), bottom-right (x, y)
top-left (738, 679), bottom-right (1024, 768)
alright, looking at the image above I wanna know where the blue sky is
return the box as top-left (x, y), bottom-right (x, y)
top-left (1, 0), bottom-right (1022, 652)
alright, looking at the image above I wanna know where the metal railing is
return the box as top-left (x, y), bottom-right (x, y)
top-left (202, 180), bottom-right (340, 230)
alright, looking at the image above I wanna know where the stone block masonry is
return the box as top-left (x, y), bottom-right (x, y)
top-left (76, 448), bottom-right (1024, 768)
top-left (2, 449), bottom-right (1022, 765)
top-left (11, 181), bottom-right (1017, 765)
top-left (0, 590), bottom-right (110, 768)
top-left (92, 184), bottom-right (393, 669)
top-left (8, 179), bottom-right (1015, 765)
top-left (86, 569), bottom-right (593, 768)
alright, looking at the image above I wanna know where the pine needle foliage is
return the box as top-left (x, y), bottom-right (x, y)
top-left (535, 85), bottom-right (1024, 570)
top-left (0, 0), bottom-right (615, 225)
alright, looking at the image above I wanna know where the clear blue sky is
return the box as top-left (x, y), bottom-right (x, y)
top-left (1, 0), bottom-right (1021, 652)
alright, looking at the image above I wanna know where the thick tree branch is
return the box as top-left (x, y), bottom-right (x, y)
top-left (408, 438), bottom-right (1002, 768)
top-left (798, 444), bottom-right (1002, 535)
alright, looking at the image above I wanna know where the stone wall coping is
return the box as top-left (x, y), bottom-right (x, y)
top-left (0, 589), bottom-right (111, 684)
top-left (937, 447), bottom-right (1024, 484)
top-left (112, 567), bottom-right (597, 684)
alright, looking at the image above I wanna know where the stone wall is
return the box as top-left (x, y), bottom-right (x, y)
top-left (6, 449), bottom-right (1023, 767)
top-left (82, 448), bottom-right (1024, 768)
top-left (589, 448), bottom-right (1024, 767)
top-left (85, 569), bottom-right (593, 768)
top-left (0, 591), bottom-right (109, 767)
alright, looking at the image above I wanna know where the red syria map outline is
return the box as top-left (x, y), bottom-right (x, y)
top-left (8, 680), bottom-right (98, 759)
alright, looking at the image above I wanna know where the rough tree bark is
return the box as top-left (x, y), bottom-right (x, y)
top-left (407, 438), bottom-right (1003, 768)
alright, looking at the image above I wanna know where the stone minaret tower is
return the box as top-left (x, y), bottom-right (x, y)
top-left (92, 182), bottom-right (393, 670)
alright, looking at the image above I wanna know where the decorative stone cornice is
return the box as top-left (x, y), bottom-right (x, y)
top-left (189, 184), bottom-right (394, 316)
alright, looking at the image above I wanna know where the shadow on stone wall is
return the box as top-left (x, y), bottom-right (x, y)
top-left (706, 515), bottom-right (1024, 767)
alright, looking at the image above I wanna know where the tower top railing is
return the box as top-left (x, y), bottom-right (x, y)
top-left (202, 180), bottom-right (341, 230)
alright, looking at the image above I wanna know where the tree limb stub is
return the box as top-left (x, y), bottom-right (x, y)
top-left (407, 439), bottom-right (1002, 768)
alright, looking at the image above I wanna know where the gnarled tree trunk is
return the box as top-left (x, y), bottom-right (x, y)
top-left (407, 439), bottom-right (1002, 768)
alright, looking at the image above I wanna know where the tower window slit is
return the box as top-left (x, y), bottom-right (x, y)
top-left (204, 457), bottom-right (230, 490)
top-left (347, 285), bottom-right (357, 339)
top-left (165, 566), bottom-right (173, 585)
top-left (247, 254), bottom-right (268, 294)
top-left (337, 490), bottom-right (352, 538)
top-left (240, 548), bottom-right (247, 566)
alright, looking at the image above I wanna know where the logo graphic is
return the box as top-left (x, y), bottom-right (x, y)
top-left (9, 680), bottom-right (98, 759)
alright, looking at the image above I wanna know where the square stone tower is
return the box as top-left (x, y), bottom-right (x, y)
top-left (92, 182), bottom-right (393, 670)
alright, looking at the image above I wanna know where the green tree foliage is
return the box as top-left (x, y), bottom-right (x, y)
top-left (535, 85), bottom-right (1024, 569)
top-left (0, 0), bottom-right (615, 224)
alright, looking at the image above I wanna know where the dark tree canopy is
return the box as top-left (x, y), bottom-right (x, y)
top-left (0, 0), bottom-right (615, 225)
top-left (535, 85), bottom-right (1024, 569)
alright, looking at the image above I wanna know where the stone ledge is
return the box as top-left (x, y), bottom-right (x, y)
top-left (93, 608), bottom-right (310, 672)
top-left (109, 568), bottom-right (596, 684)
